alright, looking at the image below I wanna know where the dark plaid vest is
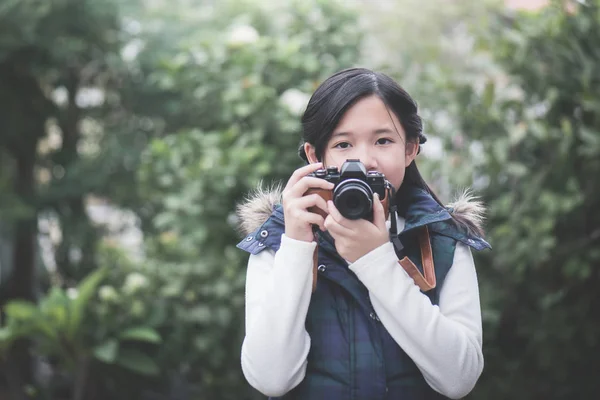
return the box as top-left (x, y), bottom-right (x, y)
top-left (238, 187), bottom-right (490, 400)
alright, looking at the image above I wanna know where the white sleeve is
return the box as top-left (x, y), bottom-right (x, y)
top-left (241, 234), bottom-right (315, 397)
top-left (348, 241), bottom-right (483, 399)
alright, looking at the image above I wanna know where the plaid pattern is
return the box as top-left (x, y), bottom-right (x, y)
top-left (238, 186), bottom-right (490, 400)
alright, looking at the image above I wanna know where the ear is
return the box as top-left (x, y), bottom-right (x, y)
top-left (304, 142), bottom-right (320, 164)
top-left (405, 140), bottom-right (419, 167)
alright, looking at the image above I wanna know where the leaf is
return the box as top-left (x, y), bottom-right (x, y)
top-left (40, 288), bottom-right (69, 336)
top-left (119, 327), bottom-right (162, 344)
top-left (4, 301), bottom-right (38, 320)
top-left (94, 339), bottom-right (119, 364)
top-left (193, 336), bottom-right (210, 352)
top-left (116, 349), bottom-right (160, 376)
top-left (0, 327), bottom-right (16, 351)
top-left (183, 305), bottom-right (211, 323)
top-left (483, 80), bottom-right (495, 108)
top-left (67, 267), bottom-right (108, 341)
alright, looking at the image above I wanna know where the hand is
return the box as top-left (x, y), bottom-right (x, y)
top-left (282, 163), bottom-right (335, 243)
top-left (324, 193), bottom-right (388, 263)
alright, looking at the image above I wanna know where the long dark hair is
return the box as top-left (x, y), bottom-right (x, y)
top-left (298, 67), bottom-right (445, 214)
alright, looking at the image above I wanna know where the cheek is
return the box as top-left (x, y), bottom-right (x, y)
top-left (379, 156), bottom-right (407, 190)
top-left (388, 168), bottom-right (406, 191)
top-left (379, 152), bottom-right (407, 190)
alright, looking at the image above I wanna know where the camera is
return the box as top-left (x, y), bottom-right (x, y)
top-left (306, 159), bottom-right (392, 220)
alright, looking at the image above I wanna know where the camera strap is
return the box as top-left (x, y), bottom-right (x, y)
top-left (389, 203), bottom-right (404, 253)
top-left (389, 204), bottom-right (437, 292)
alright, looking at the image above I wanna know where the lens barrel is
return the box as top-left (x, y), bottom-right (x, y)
top-left (333, 179), bottom-right (373, 220)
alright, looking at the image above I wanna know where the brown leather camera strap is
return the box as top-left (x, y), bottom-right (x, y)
top-left (311, 225), bottom-right (436, 293)
top-left (381, 192), bottom-right (390, 221)
top-left (397, 226), bottom-right (436, 291)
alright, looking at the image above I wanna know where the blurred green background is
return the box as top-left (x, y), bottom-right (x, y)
top-left (1, 0), bottom-right (598, 399)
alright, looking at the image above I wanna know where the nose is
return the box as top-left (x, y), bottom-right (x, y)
top-left (359, 149), bottom-right (378, 172)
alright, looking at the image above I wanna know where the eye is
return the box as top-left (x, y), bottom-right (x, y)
top-left (333, 142), bottom-right (351, 149)
top-left (376, 138), bottom-right (394, 145)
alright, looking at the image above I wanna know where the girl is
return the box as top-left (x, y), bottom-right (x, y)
top-left (236, 68), bottom-right (490, 400)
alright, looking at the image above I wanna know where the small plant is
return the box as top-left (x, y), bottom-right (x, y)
top-left (0, 267), bottom-right (163, 399)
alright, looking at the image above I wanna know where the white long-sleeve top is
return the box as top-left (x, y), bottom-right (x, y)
top-left (241, 217), bottom-right (483, 399)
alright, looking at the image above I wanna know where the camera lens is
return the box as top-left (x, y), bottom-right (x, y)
top-left (333, 179), bottom-right (373, 220)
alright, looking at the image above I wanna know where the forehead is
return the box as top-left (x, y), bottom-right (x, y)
top-left (334, 95), bottom-right (404, 136)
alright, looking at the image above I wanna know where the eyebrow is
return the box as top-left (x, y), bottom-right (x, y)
top-left (331, 128), bottom-right (395, 138)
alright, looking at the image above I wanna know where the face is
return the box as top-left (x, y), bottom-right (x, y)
top-left (304, 95), bottom-right (419, 191)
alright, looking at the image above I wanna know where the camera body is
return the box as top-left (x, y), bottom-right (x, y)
top-left (306, 159), bottom-right (392, 221)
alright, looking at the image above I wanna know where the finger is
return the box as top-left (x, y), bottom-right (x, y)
top-left (290, 193), bottom-right (329, 214)
top-left (284, 162), bottom-right (324, 191)
top-left (295, 210), bottom-right (326, 231)
top-left (327, 201), bottom-right (352, 229)
top-left (324, 214), bottom-right (353, 236)
top-left (373, 193), bottom-right (387, 231)
top-left (289, 176), bottom-right (335, 198)
top-left (283, 177), bottom-right (334, 206)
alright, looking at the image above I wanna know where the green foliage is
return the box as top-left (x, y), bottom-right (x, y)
top-left (3, 0), bottom-right (599, 399)
top-left (0, 266), bottom-right (162, 380)
top-left (443, 2), bottom-right (600, 398)
top-left (3, 0), bottom-right (362, 398)
top-left (129, 1), bottom-right (362, 397)
top-left (0, 0), bottom-right (126, 287)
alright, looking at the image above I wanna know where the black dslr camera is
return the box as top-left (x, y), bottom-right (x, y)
top-left (307, 159), bottom-right (392, 220)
